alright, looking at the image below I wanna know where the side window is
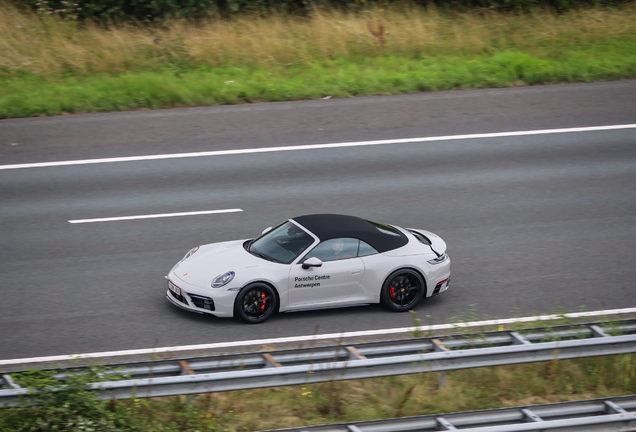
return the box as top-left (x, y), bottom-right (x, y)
top-left (358, 240), bottom-right (379, 257)
top-left (304, 238), bottom-right (359, 262)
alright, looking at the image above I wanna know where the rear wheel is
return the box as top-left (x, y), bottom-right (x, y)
top-left (234, 283), bottom-right (277, 324)
top-left (380, 269), bottom-right (425, 312)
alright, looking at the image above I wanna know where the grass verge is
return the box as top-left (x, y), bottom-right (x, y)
top-left (1, 3), bottom-right (636, 118)
top-left (1, 354), bottom-right (634, 431)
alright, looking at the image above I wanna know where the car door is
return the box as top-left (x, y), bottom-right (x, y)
top-left (288, 238), bottom-right (365, 306)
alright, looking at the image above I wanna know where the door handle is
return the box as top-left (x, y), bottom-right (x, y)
top-left (349, 269), bottom-right (362, 275)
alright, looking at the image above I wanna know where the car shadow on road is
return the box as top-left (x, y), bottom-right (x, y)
top-left (161, 291), bottom-right (450, 334)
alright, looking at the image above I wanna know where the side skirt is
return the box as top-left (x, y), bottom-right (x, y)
top-left (283, 303), bottom-right (371, 313)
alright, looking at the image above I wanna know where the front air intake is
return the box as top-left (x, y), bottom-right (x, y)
top-left (189, 294), bottom-right (215, 311)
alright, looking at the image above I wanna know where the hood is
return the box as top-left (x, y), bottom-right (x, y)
top-left (171, 240), bottom-right (268, 288)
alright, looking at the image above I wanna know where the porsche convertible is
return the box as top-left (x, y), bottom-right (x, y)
top-left (166, 214), bottom-right (450, 323)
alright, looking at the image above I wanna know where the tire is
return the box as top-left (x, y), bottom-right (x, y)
top-left (380, 269), bottom-right (425, 312)
top-left (234, 283), bottom-right (277, 324)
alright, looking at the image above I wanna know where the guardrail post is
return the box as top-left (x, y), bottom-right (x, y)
top-left (432, 339), bottom-right (450, 388)
top-left (345, 346), bottom-right (367, 361)
top-left (1, 375), bottom-right (20, 389)
top-left (436, 416), bottom-right (457, 430)
top-left (179, 361), bottom-right (195, 376)
top-left (604, 400), bottom-right (628, 414)
top-left (509, 332), bottom-right (531, 345)
top-left (261, 354), bottom-right (282, 368)
top-left (521, 408), bottom-right (543, 422)
top-left (178, 361), bottom-right (195, 404)
top-left (590, 325), bottom-right (611, 338)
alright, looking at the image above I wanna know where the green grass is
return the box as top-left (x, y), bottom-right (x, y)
top-left (2, 1), bottom-right (636, 118)
top-left (3, 38), bottom-right (636, 119)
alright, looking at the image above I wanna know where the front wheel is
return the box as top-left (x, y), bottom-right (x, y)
top-left (380, 269), bottom-right (425, 312)
top-left (234, 283), bottom-right (277, 324)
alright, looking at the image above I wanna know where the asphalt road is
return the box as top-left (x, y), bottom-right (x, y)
top-left (1, 81), bottom-right (635, 361)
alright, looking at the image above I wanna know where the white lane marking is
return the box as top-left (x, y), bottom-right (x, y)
top-left (2, 124), bottom-right (636, 171)
top-left (1, 307), bottom-right (634, 366)
top-left (68, 208), bottom-right (243, 224)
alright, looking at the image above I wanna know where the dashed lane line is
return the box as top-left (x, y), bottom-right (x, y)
top-left (68, 208), bottom-right (243, 224)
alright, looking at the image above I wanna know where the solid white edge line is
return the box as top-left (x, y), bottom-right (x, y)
top-left (68, 209), bottom-right (243, 224)
top-left (2, 124), bottom-right (636, 170)
top-left (2, 307), bottom-right (635, 366)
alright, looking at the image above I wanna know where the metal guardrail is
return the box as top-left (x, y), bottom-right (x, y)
top-left (261, 395), bottom-right (636, 432)
top-left (1, 320), bottom-right (635, 407)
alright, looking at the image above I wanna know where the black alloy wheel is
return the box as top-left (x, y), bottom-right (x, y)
top-left (380, 269), bottom-right (425, 312)
top-left (234, 283), bottom-right (277, 323)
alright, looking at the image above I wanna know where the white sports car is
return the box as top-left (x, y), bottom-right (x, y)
top-left (166, 214), bottom-right (450, 323)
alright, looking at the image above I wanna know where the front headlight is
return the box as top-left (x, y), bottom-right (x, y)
top-left (428, 253), bottom-right (448, 265)
top-left (212, 271), bottom-right (235, 288)
top-left (183, 247), bottom-right (199, 261)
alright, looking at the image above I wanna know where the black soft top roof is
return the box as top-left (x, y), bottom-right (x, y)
top-left (292, 214), bottom-right (408, 253)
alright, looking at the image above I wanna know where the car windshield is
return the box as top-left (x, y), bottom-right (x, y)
top-left (249, 221), bottom-right (315, 264)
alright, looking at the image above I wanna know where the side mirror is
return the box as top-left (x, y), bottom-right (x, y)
top-left (302, 257), bottom-right (323, 269)
top-left (261, 226), bottom-right (273, 235)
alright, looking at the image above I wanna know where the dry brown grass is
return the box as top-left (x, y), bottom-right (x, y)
top-left (134, 355), bottom-right (635, 431)
top-left (1, 2), bottom-right (635, 78)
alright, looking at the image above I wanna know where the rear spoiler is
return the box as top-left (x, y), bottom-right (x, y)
top-left (406, 228), bottom-right (447, 256)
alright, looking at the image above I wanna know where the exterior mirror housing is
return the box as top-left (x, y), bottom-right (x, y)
top-left (302, 257), bottom-right (323, 269)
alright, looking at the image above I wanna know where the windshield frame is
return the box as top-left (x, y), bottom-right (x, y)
top-left (248, 219), bottom-right (318, 264)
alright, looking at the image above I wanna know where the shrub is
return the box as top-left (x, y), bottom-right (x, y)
top-left (14, 0), bottom-right (636, 23)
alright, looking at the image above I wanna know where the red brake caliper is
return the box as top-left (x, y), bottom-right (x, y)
top-left (261, 292), bottom-right (267, 310)
top-left (389, 286), bottom-right (396, 299)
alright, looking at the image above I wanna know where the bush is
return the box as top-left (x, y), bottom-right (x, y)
top-left (14, 0), bottom-right (636, 23)
top-left (1, 368), bottom-right (128, 432)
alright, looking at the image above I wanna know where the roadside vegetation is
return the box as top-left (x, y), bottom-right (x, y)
top-left (1, 313), bottom-right (635, 431)
top-left (1, 1), bottom-right (636, 118)
top-left (1, 354), bottom-right (634, 431)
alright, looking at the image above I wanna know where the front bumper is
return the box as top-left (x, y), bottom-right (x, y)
top-left (165, 277), bottom-right (237, 318)
top-left (166, 290), bottom-right (205, 314)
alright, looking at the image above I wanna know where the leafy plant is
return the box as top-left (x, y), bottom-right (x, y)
top-left (3, 367), bottom-right (125, 431)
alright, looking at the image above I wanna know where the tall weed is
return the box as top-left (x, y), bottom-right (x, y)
top-left (2, 1), bottom-right (635, 78)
